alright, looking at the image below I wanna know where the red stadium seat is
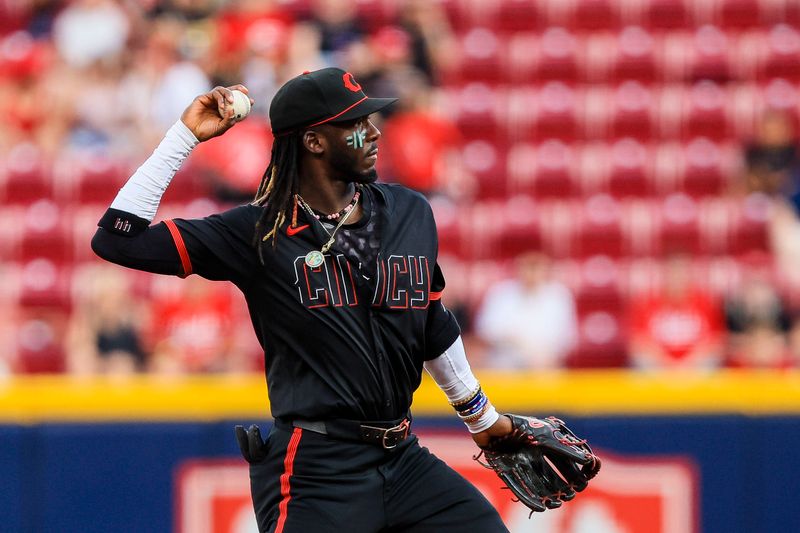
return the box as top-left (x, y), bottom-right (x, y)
top-left (14, 313), bottom-right (67, 374)
top-left (430, 197), bottom-right (466, 258)
top-left (451, 84), bottom-right (504, 142)
top-left (461, 140), bottom-right (507, 198)
top-left (572, 0), bottom-right (619, 31)
top-left (610, 82), bottom-right (657, 140)
top-left (643, 0), bottom-right (689, 30)
top-left (2, 143), bottom-right (51, 204)
top-left (682, 81), bottom-right (732, 140)
top-left (496, 195), bottom-right (543, 258)
top-left (496, 0), bottom-right (544, 32)
top-left (717, 0), bottom-right (763, 29)
top-left (688, 25), bottom-right (732, 82)
top-left (447, 28), bottom-right (505, 84)
top-left (679, 138), bottom-right (728, 197)
top-left (576, 194), bottom-right (625, 257)
top-left (527, 82), bottom-right (582, 141)
top-left (17, 258), bottom-right (72, 310)
top-left (18, 200), bottom-right (72, 263)
top-left (575, 255), bottom-right (624, 316)
top-left (729, 193), bottom-right (771, 256)
top-left (509, 140), bottom-right (580, 198)
top-left (761, 25), bottom-right (800, 81)
top-left (608, 138), bottom-right (653, 198)
top-left (568, 311), bottom-right (628, 368)
top-left (74, 154), bottom-right (127, 204)
top-left (659, 193), bottom-right (702, 255)
top-left (535, 28), bottom-right (581, 82)
top-left (611, 26), bottom-right (659, 82)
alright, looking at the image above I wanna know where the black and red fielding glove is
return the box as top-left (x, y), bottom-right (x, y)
top-left (475, 414), bottom-right (601, 513)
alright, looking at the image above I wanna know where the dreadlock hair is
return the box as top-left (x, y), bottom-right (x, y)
top-left (252, 130), bottom-right (304, 263)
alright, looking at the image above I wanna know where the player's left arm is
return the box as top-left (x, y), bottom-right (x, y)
top-left (423, 336), bottom-right (512, 445)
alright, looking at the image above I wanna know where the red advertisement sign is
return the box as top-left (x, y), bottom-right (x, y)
top-left (176, 432), bottom-right (697, 533)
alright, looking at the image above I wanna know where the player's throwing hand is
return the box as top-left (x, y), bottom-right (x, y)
top-left (180, 84), bottom-right (254, 142)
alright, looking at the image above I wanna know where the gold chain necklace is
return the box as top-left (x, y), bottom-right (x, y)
top-left (297, 192), bottom-right (360, 268)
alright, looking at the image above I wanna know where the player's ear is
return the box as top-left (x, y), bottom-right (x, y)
top-left (302, 129), bottom-right (325, 155)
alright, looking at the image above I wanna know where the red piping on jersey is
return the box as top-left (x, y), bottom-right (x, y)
top-left (430, 291), bottom-right (443, 301)
top-left (164, 220), bottom-right (192, 277)
top-left (275, 428), bottom-right (303, 533)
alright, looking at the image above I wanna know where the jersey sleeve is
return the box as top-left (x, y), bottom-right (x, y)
top-left (424, 263), bottom-right (461, 360)
top-left (92, 205), bottom-right (260, 284)
top-left (168, 205), bottom-right (261, 283)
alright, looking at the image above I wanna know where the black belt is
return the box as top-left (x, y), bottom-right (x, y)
top-left (276, 416), bottom-right (412, 449)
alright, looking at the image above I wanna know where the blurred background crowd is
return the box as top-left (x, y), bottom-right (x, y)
top-left (2, 0), bottom-right (800, 376)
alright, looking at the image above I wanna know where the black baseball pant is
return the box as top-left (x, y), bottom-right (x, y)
top-left (248, 423), bottom-right (509, 533)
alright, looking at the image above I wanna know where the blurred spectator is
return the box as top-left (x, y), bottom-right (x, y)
top-left (52, 0), bottom-right (130, 69)
top-left (308, 0), bottom-right (365, 60)
top-left (724, 273), bottom-right (792, 369)
top-left (191, 118), bottom-right (273, 203)
top-left (475, 252), bottom-right (578, 369)
top-left (146, 277), bottom-right (238, 374)
top-left (744, 110), bottom-right (799, 196)
top-left (628, 255), bottom-right (724, 370)
top-left (379, 67), bottom-right (468, 197)
top-left (397, 0), bottom-right (457, 81)
top-left (66, 266), bottom-right (146, 376)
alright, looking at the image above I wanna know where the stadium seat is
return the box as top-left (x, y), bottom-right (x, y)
top-left (18, 200), bottom-right (72, 263)
top-left (608, 138), bottom-right (653, 198)
top-left (496, 0), bottom-right (544, 32)
top-left (528, 82), bottom-right (582, 141)
top-left (659, 193), bottom-right (702, 255)
top-left (14, 313), bottom-right (67, 373)
top-left (451, 84), bottom-right (504, 142)
top-left (447, 28), bottom-right (505, 84)
top-left (496, 195), bottom-right (543, 258)
top-left (688, 25), bottom-right (732, 82)
top-left (717, 0), bottom-right (763, 29)
top-left (535, 28), bottom-right (582, 82)
top-left (17, 258), bottom-right (72, 310)
top-left (679, 138), bottom-right (728, 197)
top-left (575, 255), bottom-right (624, 316)
top-left (576, 194), bottom-right (625, 257)
top-left (73, 154), bottom-right (127, 204)
top-left (2, 142), bottom-right (51, 204)
top-left (643, 0), bottom-right (690, 30)
top-left (611, 26), bottom-right (660, 82)
top-left (572, 0), bottom-right (619, 31)
top-left (568, 311), bottom-right (629, 368)
top-left (610, 81), bottom-right (657, 140)
top-left (729, 193), bottom-right (771, 256)
top-left (682, 81), bottom-right (732, 140)
top-left (510, 140), bottom-right (580, 198)
top-left (462, 140), bottom-right (507, 199)
top-left (761, 25), bottom-right (800, 81)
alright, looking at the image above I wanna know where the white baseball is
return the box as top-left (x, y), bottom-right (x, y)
top-left (231, 89), bottom-right (251, 121)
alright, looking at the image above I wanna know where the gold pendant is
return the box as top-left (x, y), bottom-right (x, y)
top-left (305, 250), bottom-right (324, 268)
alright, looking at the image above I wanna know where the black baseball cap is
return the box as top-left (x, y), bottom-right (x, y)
top-left (269, 67), bottom-right (398, 135)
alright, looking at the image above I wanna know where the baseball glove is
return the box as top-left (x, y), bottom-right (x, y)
top-left (475, 414), bottom-right (600, 513)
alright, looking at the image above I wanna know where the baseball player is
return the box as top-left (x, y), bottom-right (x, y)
top-left (92, 68), bottom-right (596, 532)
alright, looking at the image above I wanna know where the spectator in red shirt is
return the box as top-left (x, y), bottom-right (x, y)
top-left (147, 277), bottom-right (237, 373)
top-left (628, 255), bottom-right (724, 370)
top-left (379, 69), bottom-right (471, 198)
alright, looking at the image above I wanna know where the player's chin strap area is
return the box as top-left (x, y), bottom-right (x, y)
top-left (274, 416), bottom-right (412, 449)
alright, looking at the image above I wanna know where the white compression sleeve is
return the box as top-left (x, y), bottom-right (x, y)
top-left (110, 120), bottom-right (199, 221)
top-left (424, 336), bottom-right (500, 433)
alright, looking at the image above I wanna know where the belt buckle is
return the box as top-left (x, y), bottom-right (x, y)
top-left (381, 419), bottom-right (410, 449)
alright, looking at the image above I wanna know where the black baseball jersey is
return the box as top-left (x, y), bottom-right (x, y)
top-left (92, 183), bottom-right (460, 421)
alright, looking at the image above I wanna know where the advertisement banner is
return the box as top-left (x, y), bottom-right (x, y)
top-left (176, 431), bottom-right (696, 533)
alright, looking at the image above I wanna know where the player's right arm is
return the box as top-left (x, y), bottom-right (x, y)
top-left (92, 86), bottom-right (258, 282)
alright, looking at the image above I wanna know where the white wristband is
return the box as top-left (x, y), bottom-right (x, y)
top-left (465, 405), bottom-right (500, 434)
top-left (110, 120), bottom-right (199, 221)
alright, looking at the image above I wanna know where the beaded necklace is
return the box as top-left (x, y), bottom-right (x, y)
top-left (294, 186), bottom-right (362, 268)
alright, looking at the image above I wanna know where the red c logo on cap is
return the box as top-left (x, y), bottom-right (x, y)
top-left (343, 72), bottom-right (362, 92)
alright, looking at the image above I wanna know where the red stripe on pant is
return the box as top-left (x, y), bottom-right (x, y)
top-left (275, 428), bottom-right (303, 533)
